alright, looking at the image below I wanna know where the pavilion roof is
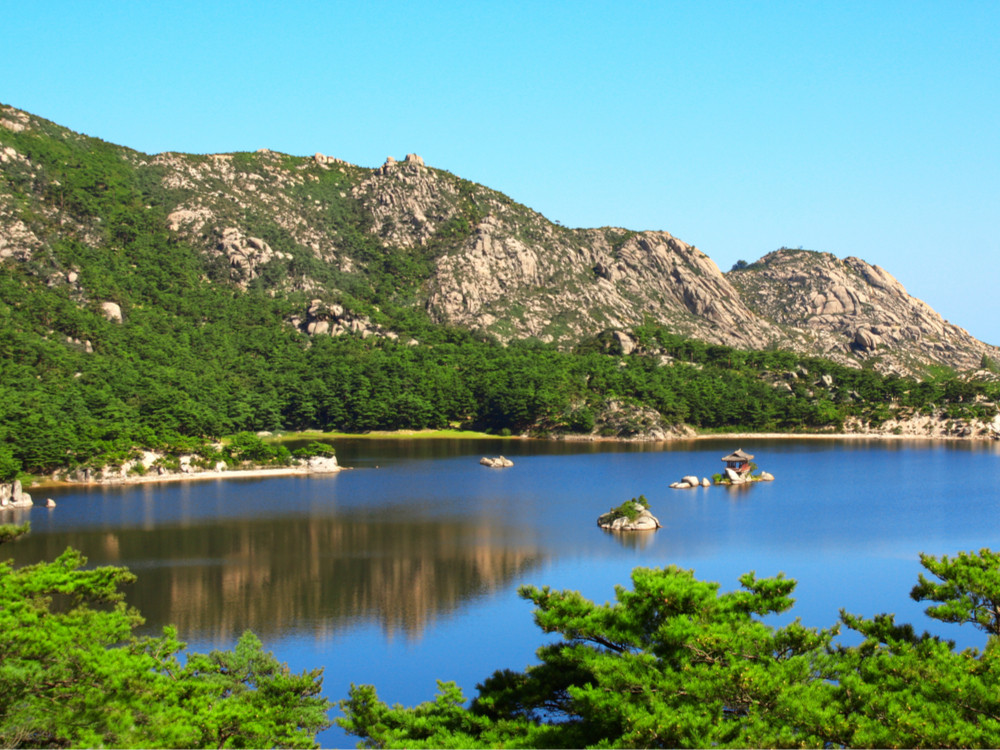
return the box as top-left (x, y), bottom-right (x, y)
top-left (721, 449), bottom-right (754, 462)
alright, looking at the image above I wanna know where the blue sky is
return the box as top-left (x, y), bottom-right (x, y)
top-left (4, 1), bottom-right (998, 344)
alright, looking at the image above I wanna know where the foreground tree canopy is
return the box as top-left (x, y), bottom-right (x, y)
top-left (0, 523), bottom-right (332, 748)
top-left (340, 549), bottom-right (1000, 749)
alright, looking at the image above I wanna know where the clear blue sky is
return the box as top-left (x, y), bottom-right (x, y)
top-left (4, 1), bottom-right (998, 344)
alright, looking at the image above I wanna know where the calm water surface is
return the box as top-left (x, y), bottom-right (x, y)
top-left (9, 438), bottom-right (1000, 746)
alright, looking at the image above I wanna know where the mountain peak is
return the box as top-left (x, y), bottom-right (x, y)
top-left (2, 105), bottom-right (996, 377)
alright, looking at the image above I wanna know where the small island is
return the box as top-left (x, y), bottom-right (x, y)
top-left (597, 495), bottom-right (661, 531)
top-left (713, 449), bottom-right (775, 485)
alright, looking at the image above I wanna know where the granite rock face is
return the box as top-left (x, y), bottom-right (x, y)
top-left (727, 249), bottom-right (999, 374)
top-left (2, 104), bottom-right (997, 377)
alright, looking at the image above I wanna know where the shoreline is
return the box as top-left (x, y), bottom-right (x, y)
top-left (562, 430), bottom-right (996, 443)
top-left (693, 431), bottom-right (984, 441)
top-left (31, 464), bottom-right (344, 491)
top-left (26, 427), bottom-right (997, 491)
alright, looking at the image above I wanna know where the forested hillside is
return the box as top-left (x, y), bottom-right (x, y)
top-left (2, 104), bottom-right (999, 481)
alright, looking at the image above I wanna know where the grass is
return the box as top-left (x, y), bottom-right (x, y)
top-left (264, 428), bottom-right (505, 443)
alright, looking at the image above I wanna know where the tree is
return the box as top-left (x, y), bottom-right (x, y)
top-left (339, 551), bottom-right (1000, 748)
top-left (339, 566), bottom-right (837, 748)
top-left (0, 525), bottom-right (332, 748)
top-left (911, 548), bottom-right (1000, 637)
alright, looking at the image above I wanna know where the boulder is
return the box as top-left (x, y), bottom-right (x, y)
top-left (612, 331), bottom-right (636, 355)
top-left (760, 471), bottom-right (775, 481)
top-left (702, 477), bottom-right (711, 487)
top-left (307, 455), bottom-right (341, 473)
top-left (5, 480), bottom-right (32, 508)
top-left (854, 328), bottom-right (880, 352)
top-left (480, 456), bottom-right (514, 468)
top-left (631, 514), bottom-right (659, 530)
top-left (682, 475), bottom-right (700, 487)
top-left (46, 498), bottom-right (56, 508)
top-left (724, 467), bottom-right (744, 484)
top-left (101, 301), bottom-right (123, 322)
top-left (989, 414), bottom-right (1000, 435)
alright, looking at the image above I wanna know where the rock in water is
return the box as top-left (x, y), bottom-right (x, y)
top-left (479, 456), bottom-right (514, 468)
top-left (307, 456), bottom-right (340, 473)
top-left (597, 503), bottom-right (661, 531)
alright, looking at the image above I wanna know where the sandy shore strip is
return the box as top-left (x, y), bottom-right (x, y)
top-left (693, 432), bottom-right (975, 441)
top-left (33, 464), bottom-right (344, 490)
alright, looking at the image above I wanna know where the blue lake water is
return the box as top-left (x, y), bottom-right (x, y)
top-left (8, 437), bottom-right (1000, 746)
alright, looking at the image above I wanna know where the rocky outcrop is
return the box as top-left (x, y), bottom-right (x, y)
top-left (306, 455), bottom-right (340, 473)
top-left (597, 501), bottom-right (661, 531)
top-left (2, 104), bottom-right (996, 378)
top-left (214, 228), bottom-right (292, 284)
top-left (480, 456), bottom-right (514, 468)
top-left (426, 221), bottom-right (779, 349)
top-left (292, 299), bottom-right (403, 342)
top-left (670, 475), bottom-right (706, 489)
top-left (728, 250), bottom-right (1000, 376)
top-left (0, 480), bottom-right (33, 509)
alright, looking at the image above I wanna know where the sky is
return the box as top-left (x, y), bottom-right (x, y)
top-left (3, 1), bottom-right (999, 343)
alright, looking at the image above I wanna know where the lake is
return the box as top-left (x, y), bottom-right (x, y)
top-left (8, 437), bottom-right (1000, 746)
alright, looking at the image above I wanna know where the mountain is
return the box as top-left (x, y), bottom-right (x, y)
top-left (1, 102), bottom-right (995, 378)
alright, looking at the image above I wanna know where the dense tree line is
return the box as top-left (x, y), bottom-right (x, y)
top-left (3, 250), bottom-right (1000, 481)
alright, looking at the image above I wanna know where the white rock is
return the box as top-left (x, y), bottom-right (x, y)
top-left (760, 471), bottom-right (775, 481)
top-left (101, 301), bottom-right (123, 322)
top-left (46, 498), bottom-right (56, 508)
top-left (632, 515), bottom-right (659, 530)
top-left (479, 456), bottom-right (513, 468)
top-left (682, 475), bottom-right (700, 487)
top-left (307, 455), bottom-right (340, 473)
top-left (702, 478), bottom-right (711, 487)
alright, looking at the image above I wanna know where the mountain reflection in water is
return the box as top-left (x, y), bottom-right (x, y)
top-left (9, 516), bottom-right (543, 642)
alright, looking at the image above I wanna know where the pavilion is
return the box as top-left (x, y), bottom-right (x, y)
top-left (721, 449), bottom-right (754, 476)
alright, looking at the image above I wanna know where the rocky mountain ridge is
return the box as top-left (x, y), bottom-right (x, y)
top-left (1, 103), bottom-right (996, 377)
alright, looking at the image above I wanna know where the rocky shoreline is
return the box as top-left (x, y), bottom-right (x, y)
top-left (25, 454), bottom-right (341, 493)
top-left (8, 414), bottom-right (1000, 502)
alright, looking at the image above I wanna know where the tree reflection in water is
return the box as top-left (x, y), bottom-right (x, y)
top-left (9, 516), bottom-right (544, 643)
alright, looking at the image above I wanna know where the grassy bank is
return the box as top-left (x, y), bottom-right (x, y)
top-left (264, 428), bottom-right (505, 443)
